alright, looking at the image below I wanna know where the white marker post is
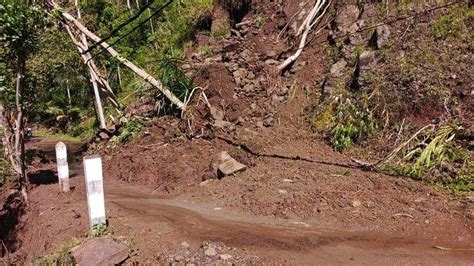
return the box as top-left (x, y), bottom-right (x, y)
top-left (55, 142), bottom-right (70, 192)
top-left (83, 155), bottom-right (106, 227)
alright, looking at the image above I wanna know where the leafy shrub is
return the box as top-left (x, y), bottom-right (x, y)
top-left (330, 99), bottom-right (376, 151)
top-left (111, 116), bottom-right (143, 144)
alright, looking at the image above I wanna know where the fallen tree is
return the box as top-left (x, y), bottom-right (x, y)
top-left (49, 1), bottom-right (185, 110)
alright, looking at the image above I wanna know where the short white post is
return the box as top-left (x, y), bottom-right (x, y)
top-left (55, 141), bottom-right (70, 192)
top-left (83, 155), bottom-right (107, 228)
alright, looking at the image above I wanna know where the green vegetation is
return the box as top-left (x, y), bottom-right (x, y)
top-left (200, 44), bottom-right (214, 57)
top-left (1, 0), bottom-right (214, 145)
top-left (31, 238), bottom-right (82, 264)
top-left (90, 223), bottom-right (109, 237)
top-left (330, 99), bottom-right (376, 151)
top-left (379, 125), bottom-right (472, 193)
top-left (430, 9), bottom-right (463, 39)
top-left (110, 117), bottom-right (143, 145)
top-left (211, 21), bottom-right (230, 41)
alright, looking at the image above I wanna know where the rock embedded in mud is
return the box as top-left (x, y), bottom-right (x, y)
top-left (372, 25), bottom-right (391, 49)
top-left (210, 106), bottom-right (225, 121)
top-left (351, 200), bottom-right (362, 208)
top-left (358, 50), bottom-right (377, 70)
top-left (220, 254), bottom-right (233, 260)
top-left (218, 157), bottom-right (247, 178)
top-left (70, 237), bottom-right (128, 266)
top-left (214, 120), bottom-right (234, 130)
top-left (330, 59), bottom-right (348, 77)
top-left (204, 247), bottom-right (217, 257)
top-left (335, 5), bottom-right (360, 34)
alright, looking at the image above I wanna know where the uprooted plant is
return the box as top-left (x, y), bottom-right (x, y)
top-left (376, 124), bottom-right (472, 193)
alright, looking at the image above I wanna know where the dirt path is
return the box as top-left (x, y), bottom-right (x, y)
top-left (9, 136), bottom-right (472, 264)
top-left (107, 185), bottom-right (474, 264)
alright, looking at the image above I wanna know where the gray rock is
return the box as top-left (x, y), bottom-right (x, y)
top-left (330, 59), bottom-right (347, 77)
top-left (70, 237), bottom-right (128, 266)
top-left (358, 50), bottom-right (376, 70)
top-left (214, 120), bottom-right (233, 129)
top-left (217, 151), bottom-right (232, 163)
top-left (220, 254), bottom-right (233, 260)
top-left (271, 94), bottom-right (285, 105)
top-left (243, 83), bottom-right (255, 92)
top-left (174, 255), bottom-right (184, 262)
top-left (263, 117), bottom-right (273, 127)
top-left (210, 106), bottom-right (225, 121)
top-left (204, 247), bottom-right (217, 257)
top-left (218, 158), bottom-right (247, 177)
top-left (98, 131), bottom-right (109, 140)
top-left (373, 25), bottom-right (391, 49)
top-left (265, 59), bottom-right (279, 65)
top-left (335, 5), bottom-right (360, 33)
top-left (323, 85), bottom-right (334, 95)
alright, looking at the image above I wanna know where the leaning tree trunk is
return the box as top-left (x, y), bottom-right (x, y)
top-left (76, 0), bottom-right (107, 129)
top-left (50, 1), bottom-right (185, 109)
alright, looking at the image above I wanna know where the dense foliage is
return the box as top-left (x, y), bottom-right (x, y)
top-left (1, 0), bottom-right (213, 139)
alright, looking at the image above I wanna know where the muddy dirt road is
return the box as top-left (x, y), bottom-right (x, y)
top-left (11, 136), bottom-right (472, 264)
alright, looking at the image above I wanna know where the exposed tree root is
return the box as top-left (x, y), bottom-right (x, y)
top-left (278, 0), bottom-right (331, 71)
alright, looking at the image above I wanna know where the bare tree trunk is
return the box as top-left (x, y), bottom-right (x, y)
top-left (0, 53), bottom-right (30, 203)
top-left (55, 4), bottom-right (185, 109)
top-left (75, 0), bottom-right (107, 129)
top-left (127, 0), bottom-right (133, 14)
top-left (66, 79), bottom-right (72, 105)
top-left (148, 8), bottom-right (155, 34)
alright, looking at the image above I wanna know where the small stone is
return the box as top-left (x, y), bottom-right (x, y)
top-left (210, 107), bottom-right (225, 121)
top-left (265, 59), bottom-right (279, 65)
top-left (263, 117), bottom-right (273, 127)
top-left (243, 83), bottom-right (255, 92)
top-left (283, 179), bottom-right (293, 182)
top-left (174, 255), bottom-right (184, 262)
top-left (351, 200), bottom-right (362, 208)
top-left (323, 85), bottom-right (334, 95)
top-left (181, 241), bottom-right (190, 248)
top-left (358, 51), bottom-right (376, 70)
top-left (214, 120), bottom-right (233, 129)
top-left (204, 247), bottom-right (217, 257)
top-left (220, 254), bottom-right (232, 260)
top-left (278, 189), bottom-right (287, 194)
top-left (98, 131), bottom-right (109, 140)
top-left (374, 25), bottom-right (390, 49)
top-left (271, 94), bottom-right (284, 105)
